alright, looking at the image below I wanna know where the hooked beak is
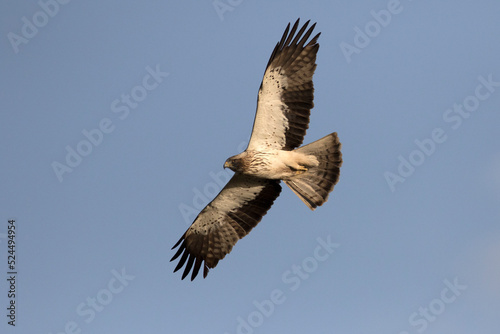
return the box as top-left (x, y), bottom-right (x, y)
top-left (223, 160), bottom-right (231, 169)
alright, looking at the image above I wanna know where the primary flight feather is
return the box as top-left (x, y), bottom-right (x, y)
top-left (171, 19), bottom-right (342, 280)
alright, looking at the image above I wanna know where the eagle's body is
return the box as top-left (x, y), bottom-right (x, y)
top-left (171, 19), bottom-right (343, 280)
top-left (224, 149), bottom-right (319, 180)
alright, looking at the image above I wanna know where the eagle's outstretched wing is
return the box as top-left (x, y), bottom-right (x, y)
top-left (171, 174), bottom-right (281, 280)
top-left (247, 19), bottom-right (320, 151)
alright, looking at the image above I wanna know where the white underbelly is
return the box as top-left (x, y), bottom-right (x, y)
top-left (245, 150), bottom-right (318, 180)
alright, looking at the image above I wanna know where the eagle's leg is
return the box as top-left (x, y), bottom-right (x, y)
top-left (292, 166), bottom-right (308, 175)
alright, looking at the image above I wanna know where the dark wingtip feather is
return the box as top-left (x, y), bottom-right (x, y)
top-left (182, 254), bottom-right (196, 280)
top-left (171, 235), bottom-right (184, 250)
top-left (309, 32), bottom-right (321, 46)
top-left (170, 239), bottom-right (185, 261)
top-left (262, 19), bottom-right (319, 80)
top-left (203, 265), bottom-right (209, 278)
top-left (173, 249), bottom-right (189, 273)
top-left (191, 257), bottom-right (203, 281)
top-left (171, 237), bottom-right (204, 280)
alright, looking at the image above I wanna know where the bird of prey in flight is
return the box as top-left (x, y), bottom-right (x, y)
top-left (171, 19), bottom-right (342, 280)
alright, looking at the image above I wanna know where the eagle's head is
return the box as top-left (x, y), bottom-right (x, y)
top-left (224, 152), bottom-right (248, 172)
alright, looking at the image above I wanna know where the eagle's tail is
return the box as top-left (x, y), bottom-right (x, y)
top-left (284, 132), bottom-right (342, 210)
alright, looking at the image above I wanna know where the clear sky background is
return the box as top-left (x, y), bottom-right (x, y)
top-left (1, 1), bottom-right (500, 333)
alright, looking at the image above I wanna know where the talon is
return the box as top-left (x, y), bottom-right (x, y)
top-left (294, 166), bottom-right (308, 175)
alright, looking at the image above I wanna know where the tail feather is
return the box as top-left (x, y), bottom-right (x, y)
top-left (284, 132), bottom-right (342, 210)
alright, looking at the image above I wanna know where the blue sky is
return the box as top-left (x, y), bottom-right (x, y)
top-left (1, 1), bottom-right (500, 333)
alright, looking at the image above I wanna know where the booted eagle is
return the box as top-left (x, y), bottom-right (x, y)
top-left (171, 19), bottom-right (342, 280)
